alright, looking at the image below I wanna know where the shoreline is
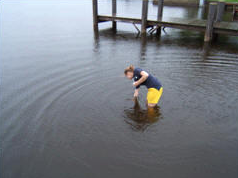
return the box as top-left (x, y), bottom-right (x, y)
top-left (152, 0), bottom-right (199, 7)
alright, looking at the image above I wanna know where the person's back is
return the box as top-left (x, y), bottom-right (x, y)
top-left (124, 65), bottom-right (163, 108)
top-left (133, 67), bottom-right (162, 90)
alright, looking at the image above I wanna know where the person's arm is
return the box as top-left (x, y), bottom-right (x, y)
top-left (133, 71), bottom-right (149, 87)
top-left (134, 88), bottom-right (140, 98)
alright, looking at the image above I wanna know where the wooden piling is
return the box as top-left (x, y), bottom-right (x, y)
top-left (92, 0), bottom-right (98, 33)
top-left (141, 0), bottom-right (149, 36)
top-left (204, 3), bottom-right (217, 42)
top-left (112, 0), bottom-right (117, 31)
top-left (216, 2), bottom-right (225, 22)
top-left (156, 0), bottom-right (164, 36)
top-left (213, 2), bottom-right (225, 40)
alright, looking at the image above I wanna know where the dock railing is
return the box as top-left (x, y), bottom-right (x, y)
top-left (92, 0), bottom-right (238, 42)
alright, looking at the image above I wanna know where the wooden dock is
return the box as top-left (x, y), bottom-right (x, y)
top-left (93, 0), bottom-right (238, 42)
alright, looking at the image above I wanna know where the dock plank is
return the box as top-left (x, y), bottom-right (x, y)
top-left (98, 15), bottom-right (238, 36)
top-left (215, 21), bottom-right (238, 30)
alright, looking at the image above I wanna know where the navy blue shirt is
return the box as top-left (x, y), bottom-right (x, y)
top-left (133, 68), bottom-right (162, 90)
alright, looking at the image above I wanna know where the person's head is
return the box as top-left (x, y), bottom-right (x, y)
top-left (124, 65), bottom-right (134, 80)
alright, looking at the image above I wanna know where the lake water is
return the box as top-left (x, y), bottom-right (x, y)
top-left (0, 0), bottom-right (238, 178)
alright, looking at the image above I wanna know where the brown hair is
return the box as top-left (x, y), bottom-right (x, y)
top-left (124, 65), bottom-right (134, 75)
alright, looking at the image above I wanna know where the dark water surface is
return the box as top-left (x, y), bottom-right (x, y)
top-left (1, 0), bottom-right (238, 178)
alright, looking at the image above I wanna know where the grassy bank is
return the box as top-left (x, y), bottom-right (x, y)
top-left (207, 0), bottom-right (238, 2)
top-left (153, 0), bottom-right (199, 6)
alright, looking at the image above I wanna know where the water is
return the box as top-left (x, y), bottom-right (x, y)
top-left (1, 0), bottom-right (238, 178)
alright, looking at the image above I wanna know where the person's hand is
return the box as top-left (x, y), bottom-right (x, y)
top-left (133, 82), bottom-right (138, 87)
top-left (134, 91), bottom-right (139, 98)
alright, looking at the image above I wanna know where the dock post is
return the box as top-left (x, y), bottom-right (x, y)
top-left (156, 0), bottom-right (164, 36)
top-left (141, 0), bottom-right (149, 36)
top-left (112, 0), bottom-right (117, 32)
top-left (204, 3), bottom-right (217, 42)
top-left (214, 2), bottom-right (225, 40)
top-left (216, 2), bottom-right (225, 22)
top-left (92, 0), bottom-right (99, 33)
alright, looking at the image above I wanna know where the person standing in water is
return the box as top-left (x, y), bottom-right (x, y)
top-left (124, 65), bottom-right (163, 108)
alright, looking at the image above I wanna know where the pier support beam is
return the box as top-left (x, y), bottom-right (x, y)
top-left (112, 0), bottom-right (117, 32)
top-left (216, 2), bottom-right (225, 22)
top-left (214, 2), bottom-right (225, 40)
top-left (156, 0), bottom-right (164, 36)
top-left (199, 0), bottom-right (205, 7)
top-left (141, 0), bottom-right (149, 36)
top-left (204, 3), bottom-right (217, 42)
top-left (92, 0), bottom-right (99, 33)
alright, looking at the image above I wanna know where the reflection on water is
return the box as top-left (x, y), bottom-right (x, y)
top-left (202, 42), bottom-right (211, 58)
top-left (124, 98), bottom-right (162, 132)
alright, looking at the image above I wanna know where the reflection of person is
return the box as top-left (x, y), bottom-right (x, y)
top-left (124, 65), bottom-right (163, 108)
top-left (124, 97), bottom-right (161, 132)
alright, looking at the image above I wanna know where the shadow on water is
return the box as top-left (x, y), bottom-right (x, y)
top-left (123, 98), bottom-right (162, 132)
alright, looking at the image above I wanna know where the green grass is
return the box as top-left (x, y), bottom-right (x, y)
top-left (207, 0), bottom-right (238, 2)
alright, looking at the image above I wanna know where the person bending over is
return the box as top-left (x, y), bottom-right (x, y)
top-left (124, 65), bottom-right (163, 108)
